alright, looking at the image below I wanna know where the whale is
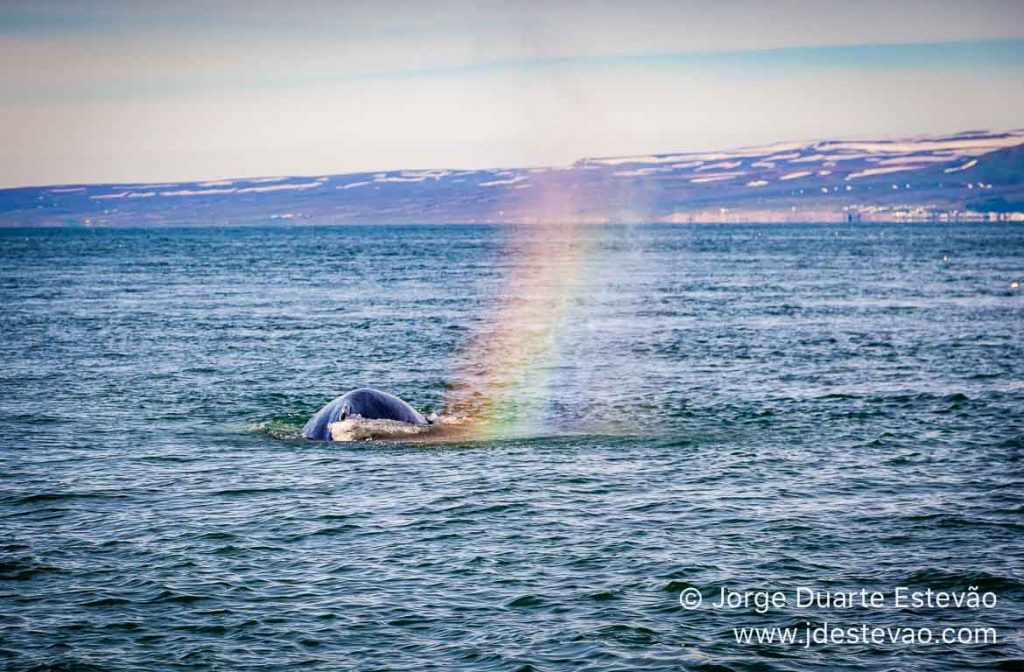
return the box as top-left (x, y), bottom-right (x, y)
top-left (302, 388), bottom-right (429, 440)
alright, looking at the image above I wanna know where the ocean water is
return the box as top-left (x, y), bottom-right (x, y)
top-left (1, 223), bottom-right (1022, 671)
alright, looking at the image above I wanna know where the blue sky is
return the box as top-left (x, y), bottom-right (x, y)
top-left (1, 0), bottom-right (1023, 187)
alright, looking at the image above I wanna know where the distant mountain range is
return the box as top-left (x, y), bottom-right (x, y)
top-left (2, 130), bottom-right (1023, 227)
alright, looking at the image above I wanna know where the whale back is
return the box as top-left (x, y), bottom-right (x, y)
top-left (301, 388), bottom-right (428, 440)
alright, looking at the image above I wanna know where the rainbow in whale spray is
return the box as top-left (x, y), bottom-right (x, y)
top-left (442, 184), bottom-right (611, 440)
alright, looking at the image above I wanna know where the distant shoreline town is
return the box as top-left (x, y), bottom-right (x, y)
top-left (2, 130), bottom-right (1022, 227)
top-left (665, 205), bottom-right (1024, 225)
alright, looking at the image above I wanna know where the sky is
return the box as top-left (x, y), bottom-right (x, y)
top-left (1, 0), bottom-right (1023, 187)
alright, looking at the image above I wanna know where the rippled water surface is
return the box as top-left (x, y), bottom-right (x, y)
top-left (2, 223), bottom-right (1022, 670)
